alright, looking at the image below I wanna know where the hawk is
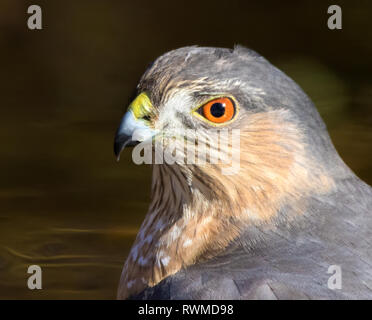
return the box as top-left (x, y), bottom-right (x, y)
top-left (114, 46), bottom-right (372, 299)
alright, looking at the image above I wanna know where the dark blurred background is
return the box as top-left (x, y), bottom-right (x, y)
top-left (0, 0), bottom-right (371, 299)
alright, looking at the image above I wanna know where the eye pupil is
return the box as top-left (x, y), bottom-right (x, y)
top-left (210, 103), bottom-right (225, 118)
top-left (197, 97), bottom-right (236, 124)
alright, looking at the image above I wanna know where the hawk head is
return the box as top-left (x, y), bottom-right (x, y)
top-left (114, 46), bottom-right (337, 299)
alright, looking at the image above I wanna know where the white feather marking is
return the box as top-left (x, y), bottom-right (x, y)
top-left (156, 250), bottom-right (165, 267)
top-left (161, 256), bottom-right (171, 266)
top-left (168, 225), bottom-right (181, 243)
top-left (243, 208), bottom-right (261, 220)
top-left (183, 238), bottom-right (192, 247)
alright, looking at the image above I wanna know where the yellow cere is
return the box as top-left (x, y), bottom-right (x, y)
top-left (129, 92), bottom-right (154, 120)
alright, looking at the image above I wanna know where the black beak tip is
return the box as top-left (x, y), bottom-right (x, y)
top-left (114, 142), bottom-right (124, 162)
top-left (114, 135), bottom-right (139, 162)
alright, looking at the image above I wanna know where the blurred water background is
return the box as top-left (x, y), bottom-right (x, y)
top-left (0, 0), bottom-right (371, 299)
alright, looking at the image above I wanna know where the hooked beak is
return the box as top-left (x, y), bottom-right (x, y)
top-left (114, 92), bottom-right (157, 161)
top-left (114, 110), bottom-right (156, 161)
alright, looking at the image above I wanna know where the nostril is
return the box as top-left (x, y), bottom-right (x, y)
top-left (142, 115), bottom-right (151, 121)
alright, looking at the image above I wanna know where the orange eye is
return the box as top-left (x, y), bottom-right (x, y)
top-left (198, 97), bottom-right (236, 124)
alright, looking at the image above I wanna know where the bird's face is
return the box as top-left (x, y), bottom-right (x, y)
top-left (114, 47), bottom-right (263, 170)
top-left (114, 46), bottom-right (333, 219)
